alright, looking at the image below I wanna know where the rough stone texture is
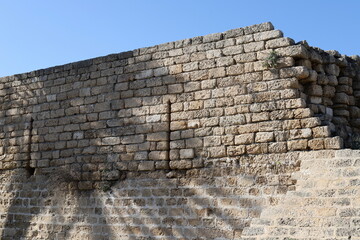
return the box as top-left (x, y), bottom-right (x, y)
top-left (241, 150), bottom-right (360, 240)
top-left (0, 22), bottom-right (359, 239)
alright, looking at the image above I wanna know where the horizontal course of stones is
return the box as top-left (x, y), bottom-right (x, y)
top-left (0, 22), bottom-right (357, 189)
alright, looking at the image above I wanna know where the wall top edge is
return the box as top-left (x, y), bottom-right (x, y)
top-left (0, 22), bottom-right (275, 81)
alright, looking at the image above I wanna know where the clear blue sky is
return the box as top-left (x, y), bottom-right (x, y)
top-left (1, 0), bottom-right (359, 77)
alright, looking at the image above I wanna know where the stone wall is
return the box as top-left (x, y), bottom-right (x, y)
top-left (0, 22), bottom-right (353, 189)
top-left (241, 150), bottom-right (360, 239)
top-left (0, 152), bottom-right (300, 239)
top-left (0, 22), bottom-right (359, 239)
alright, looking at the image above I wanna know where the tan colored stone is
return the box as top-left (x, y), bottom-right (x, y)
top-left (255, 132), bottom-right (274, 143)
top-left (287, 139), bottom-right (308, 150)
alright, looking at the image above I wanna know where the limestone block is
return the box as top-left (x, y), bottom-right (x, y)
top-left (334, 93), bottom-right (349, 104)
top-left (148, 151), bottom-right (168, 160)
top-left (276, 57), bottom-right (295, 68)
top-left (306, 84), bottom-right (323, 96)
top-left (308, 138), bottom-right (325, 150)
top-left (244, 41), bottom-right (265, 53)
top-left (234, 52), bottom-right (257, 63)
top-left (283, 119), bottom-right (301, 130)
top-left (294, 108), bottom-right (313, 119)
top-left (325, 64), bottom-right (340, 76)
top-left (134, 151), bottom-right (148, 160)
top-left (206, 49), bottom-right (222, 59)
top-left (255, 132), bottom-right (274, 143)
top-left (170, 121), bottom-right (187, 131)
top-left (222, 45), bottom-right (244, 56)
top-left (121, 135), bottom-right (144, 144)
top-left (324, 136), bottom-right (343, 149)
top-left (169, 160), bottom-right (192, 169)
top-left (300, 117), bottom-right (321, 128)
top-left (265, 37), bottom-right (294, 49)
top-left (168, 65), bottom-right (183, 74)
top-left (220, 115), bottom-right (246, 126)
top-left (253, 30), bottom-right (283, 41)
top-left (263, 69), bottom-right (279, 80)
top-left (275, 45), bottom-right (309, 58)
top-left (147, 132), bottom-right (168, 141)
top-left (223, 26), bottom-right (244, 38)
top-left (203, 32), bottom-right (222, 43)
top-left (323, 85), bottom-right (336, 98)
top-left (289, 128), bottom-right (312, 140)
top-left (300, 70), bottom-right (318, 83)
top-left (243, 22), bottom-right (274, 34)
top-left (168, 84), bottom-right (183, 94)
top-left (102, 170), bottom-right (120, 180)
top-left (170, 140), bottom-right (185, 149)
top-left (227, 145), bottom-right (246, 156)
top-left (238, 123), bottom-right (257, 134)
top-left (309, 96), bottom-right (322, 104)
top-left (153, 67), bottom-right (169, 77)
top-left (199, 59), bottom-right (215, 70)
top-left (180, 149), bottom-right (195, 159)
top-left (287, 139), bottom-right (308, 150)
top-left (285, 98), bottom-right (306, 109)
top-left (208, 146), bottom-right (226, 157)
top-left (226, 64), bottom-right (245, 76)
top-left (101, 137), bottom-right (120, 145)
top-left (246, 143), bottom-right (268, 154)
top-left (313, 126), bottom-right (331, 138)
top-left (204, 136), bottom-right (222, 147)
top-left (146, 115), bottom-right (161, 123)
top-left (280, 66), bottom-right (309, 79)
top-left (187, 120), bottom-right (200, 129)
top-left (281, 89), bottom-right (299, 99)
top-left (268, 142), bottom-right (287, 153)
top-left (194, 89), bottom-right (211, 100)
top-left (138, 161), bottom-right (155, 171)
top-left (135, 69), bottom-right (153, 80)
top-left (186, 138), bottom-right (203, 148)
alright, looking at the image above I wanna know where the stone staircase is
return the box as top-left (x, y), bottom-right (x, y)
top-left (240, 149), bottom-right (360, 240)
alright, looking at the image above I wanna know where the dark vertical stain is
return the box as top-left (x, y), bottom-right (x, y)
top-left (26, 118), bottom-right (35, 177)
top-left (167, 100), bottom-right (171, 161)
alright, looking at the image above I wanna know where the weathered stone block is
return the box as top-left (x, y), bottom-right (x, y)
top-left (102, 137), bottom-right (120, 145)
top-left (180, 149), bottom-right (195, 159)
top-left (244, 41), bottom-right (265, 53)
top-left (148, 151), bottom-right (168, 160)
top-left (289, 128), bottom-right (312, 140)
top-left (287, 139), bottom-right (308, 150)
top-left (208, 146), bottom-right (226, 158)
top-left (268, 142), bottom-right (287, 153)
top-left (147, 132), bottom-right (168, 141)
top-left (227, 145), bottom-right (246, 156)
top-left (280, 66), bottom-right (309, 79)
top-left (324, 136), bottom-right (343, 149)
top-left (308, 138), bottom-right (325, 150)
top-left (255, 132), bottom-right (274, 143)
top-left (246, 143), bottom-right (268, 154)
top-left (313, 126), bottom-right (331, 138)
top-left (169, 160), bottom-right (192, 169)
top-left (265, 37), bottom-right (294, 49)
top-left (253, 30), bottom-right (283, 41)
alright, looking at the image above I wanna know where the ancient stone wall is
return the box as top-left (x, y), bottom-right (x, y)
top-left (0, 22), bottom-right (359, 239)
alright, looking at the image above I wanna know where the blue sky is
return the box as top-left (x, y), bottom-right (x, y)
top-left (1, 0), bottom-right (359, 77)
